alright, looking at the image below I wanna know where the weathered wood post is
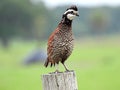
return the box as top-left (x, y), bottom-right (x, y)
top-left (42, 71), bottom-right (78, 90)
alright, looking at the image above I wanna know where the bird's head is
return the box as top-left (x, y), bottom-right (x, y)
top-left (63, 5), bottom-right (79, 20)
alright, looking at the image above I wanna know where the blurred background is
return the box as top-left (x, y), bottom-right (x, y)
top-left (0, 0), bottom-right (120, 90)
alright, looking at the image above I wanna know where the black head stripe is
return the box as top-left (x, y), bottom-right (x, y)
top-left (67, 5), bottom-right (78, 11)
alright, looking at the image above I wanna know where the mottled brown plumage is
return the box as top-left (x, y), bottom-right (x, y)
top-left (44, 5), bottom-right (79, 72)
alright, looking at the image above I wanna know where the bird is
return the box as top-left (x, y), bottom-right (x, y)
top-left (44, 5), bottom-right (79, 72)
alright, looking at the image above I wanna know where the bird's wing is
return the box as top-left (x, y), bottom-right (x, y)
top-left (47, 28), bottom-right (60, 62)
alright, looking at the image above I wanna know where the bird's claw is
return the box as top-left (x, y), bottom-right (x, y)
top-left (49, 70), bottom-right (63, 74)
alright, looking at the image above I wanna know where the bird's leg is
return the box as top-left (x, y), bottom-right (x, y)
top-left (62, 63), bottom-right (70, 72)
top-left (54, 64), bottom-right (62, 73)
top-left (49, 64), bottom-right (60, 74)
top-left (55, 64), bottom-right (59, 73)
top-left (49, 63), bottom-right (62, 74)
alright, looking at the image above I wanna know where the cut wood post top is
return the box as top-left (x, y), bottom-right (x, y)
top-left (42, 71), bottom-right (78, 90)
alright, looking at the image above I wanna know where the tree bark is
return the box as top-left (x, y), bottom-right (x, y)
top-left (42, 71), bottom-right (78, 90)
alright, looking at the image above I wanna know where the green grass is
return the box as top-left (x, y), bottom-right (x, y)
top-left (0, 36), bottom-right (120, 90)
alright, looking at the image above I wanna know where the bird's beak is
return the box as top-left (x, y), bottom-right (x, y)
top-left (74, 11), bottom-right (79, 17)
top-left (76, 13), bottom-right (79, 17)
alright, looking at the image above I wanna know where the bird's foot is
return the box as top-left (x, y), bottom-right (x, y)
top-left (49, 70), bottom-right (62, 74)
top-left (54, 70), bottom-right (63, 73)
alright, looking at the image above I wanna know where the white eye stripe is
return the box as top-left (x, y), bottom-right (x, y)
top-left (64, 9), bottom-right (74, 14)
top-left (64, 9), bottom-right (78, 15)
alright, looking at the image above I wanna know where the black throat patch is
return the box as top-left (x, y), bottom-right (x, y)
top-left (61, 15), bottom-right (72, 26)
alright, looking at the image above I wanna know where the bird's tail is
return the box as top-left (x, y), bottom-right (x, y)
top-left (44, 58), bottom-right (49, 67)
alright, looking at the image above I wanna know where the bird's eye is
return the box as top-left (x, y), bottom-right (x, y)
top-left (71, 11), bottom-right (74, 13)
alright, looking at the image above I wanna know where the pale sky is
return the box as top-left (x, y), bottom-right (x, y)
top-left (33, 0), bottom-right (120, 7)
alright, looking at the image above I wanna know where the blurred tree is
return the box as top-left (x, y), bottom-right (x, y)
top-left (111, 7), bottom-right (120, 32)
top-left (0, 0), bottom-right (34, 47)
top-left (32, 2), bottom-right (54, 41)
top-left (0, 0), bottom-right (55, 47)
top-left (0, 0), bottom-right (120, 48)
top-left (88, 8), bottom-right (109, 35)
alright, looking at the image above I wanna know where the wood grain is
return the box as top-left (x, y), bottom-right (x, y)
top-left (42, 71), bottom-right (78, 90)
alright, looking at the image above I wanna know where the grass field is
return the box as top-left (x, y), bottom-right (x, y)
top-left (0, 35), bottom-right (120, 90)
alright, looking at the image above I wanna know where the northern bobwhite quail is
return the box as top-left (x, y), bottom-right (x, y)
top-left (44, 5), bottom-right (79, 72)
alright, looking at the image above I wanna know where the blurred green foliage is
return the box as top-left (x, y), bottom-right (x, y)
top-left (0, 1), bottom-right (120, 90)
top-left (0, 0), bottom-right (120, 47)
top-left (0, 35), bottom-right (120, 90)
top-left (0, 0), bottom-right (53, 47)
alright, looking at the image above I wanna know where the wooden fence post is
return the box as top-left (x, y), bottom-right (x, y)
top-left (42, 71), bottom-right (78, 90)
